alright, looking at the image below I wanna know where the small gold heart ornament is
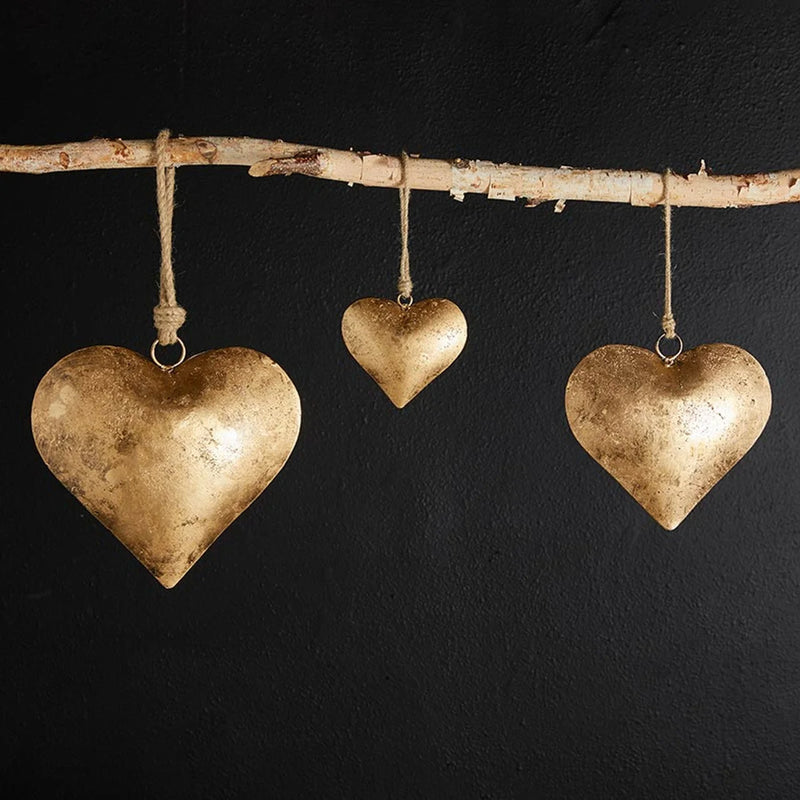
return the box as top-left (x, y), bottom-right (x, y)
top-left (565, 342), bottom-right (771, 529)
top-left (32, 345), bottom-right (301, 587)
top-left (342, 151), bottom-right (467, 407)
top-left (342, 297), bottom-right (468, 408)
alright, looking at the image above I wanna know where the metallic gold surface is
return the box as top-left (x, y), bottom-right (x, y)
top-left (31, 346), bottom-right (301, 587)
top-left (565, 343), bottom-right (771, 530)
top-left (341, 297), bottom-right (467, 408)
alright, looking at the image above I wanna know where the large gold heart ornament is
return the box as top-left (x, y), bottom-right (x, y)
top-left (31, 346), bottom-right (301, 587)
top-left (341, 298), bottom-right (467, 408)
top-left (565, 343), bottom-right (771, 529)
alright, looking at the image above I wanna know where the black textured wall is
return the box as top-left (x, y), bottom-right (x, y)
top-left (3, 2), bottom-right (800, 797)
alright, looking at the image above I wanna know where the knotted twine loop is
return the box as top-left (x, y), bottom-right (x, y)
top-left (661, 168), bottom-right (677, 340)
top-left (153, 129), bottom-right (186, 346)
top-left (397, 151), bottom-right (413, 306)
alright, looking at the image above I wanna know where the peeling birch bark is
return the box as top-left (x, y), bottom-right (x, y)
top-left (2, 136), bottom-right (800, 208)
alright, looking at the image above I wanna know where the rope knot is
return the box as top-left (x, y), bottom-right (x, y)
top-left (154, 303), bottom-right (186, 345)
top-left (662, 313), bottom-right (676, 339)
top-left (397, 275), bottom-right (413, 298)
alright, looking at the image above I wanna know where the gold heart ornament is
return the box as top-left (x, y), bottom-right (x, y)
top-left (31, 346), bottom-right (301, 587)
top-left (341, 298), bottom-right (467, 408)
top-left (565, 343), bottom-right (771, 529)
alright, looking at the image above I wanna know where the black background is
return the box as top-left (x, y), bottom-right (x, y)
top-left (3, 1), bottom-right (800, 797)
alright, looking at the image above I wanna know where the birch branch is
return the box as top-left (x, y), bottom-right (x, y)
top-left (1, 136), bottom-right (799, 208)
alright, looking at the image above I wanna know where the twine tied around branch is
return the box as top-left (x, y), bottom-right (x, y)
top-left (153, 129), bottom-right (186, 346)
top-left (397, 151), bottom-right (413, 304)
top-left (661, 168), bottom-right (676, 340)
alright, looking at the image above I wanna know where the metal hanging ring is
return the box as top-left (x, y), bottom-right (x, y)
top-left (655, 333), bottom-right (683, 366)
top-left (397, 294), bottom-right (413, 309)
top-left (150, 336), bottom-right (187, 371)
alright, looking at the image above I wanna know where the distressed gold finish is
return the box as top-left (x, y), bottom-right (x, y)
top-left (565, 343), bottom-right (771, 529)
top-left (341, 298), bottom-right (467, 408)
top-left (31, 346), bottom-right (301, 587)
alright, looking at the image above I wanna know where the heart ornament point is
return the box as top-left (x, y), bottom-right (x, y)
top-left (341, 297), bottom-right (467, 408)
top-left (31, 345), bottom-right (301, 587)
top-left (565, 343), bottom-right (771, 530)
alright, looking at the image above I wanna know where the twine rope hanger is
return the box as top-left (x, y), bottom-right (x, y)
top-left (662, 168), bottom-right (676, 340)
top-left (656, 168), bottom-right (683, 366)
top-left (153, 128), bottom-right (186, 347)
top-left (397, 151), bottom-right (413, 305)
